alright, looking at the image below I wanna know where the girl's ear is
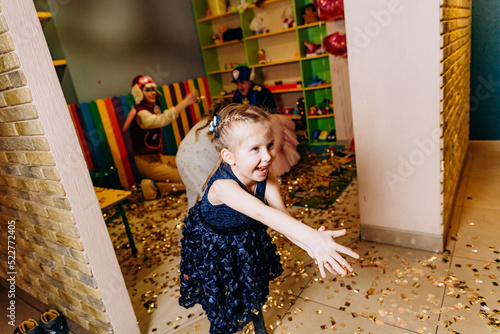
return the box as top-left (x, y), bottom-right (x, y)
top-left (220, 148), bottom-right (235, 165)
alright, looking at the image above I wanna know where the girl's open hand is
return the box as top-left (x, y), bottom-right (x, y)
top-left (309, 228), bottom-right (359, 278)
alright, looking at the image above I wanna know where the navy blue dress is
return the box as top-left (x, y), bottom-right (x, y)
top-left (179, 163), bottom-right (283, 334)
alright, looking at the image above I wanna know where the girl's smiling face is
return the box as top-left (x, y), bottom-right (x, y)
top-left (224, 121), bottom-right (275, 189)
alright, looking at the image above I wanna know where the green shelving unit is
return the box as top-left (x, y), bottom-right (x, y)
top-left (191, 0), bottom-right (336, 145)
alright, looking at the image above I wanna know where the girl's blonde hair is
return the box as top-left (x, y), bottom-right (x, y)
top-left (202, 103), bottom-right (273, 190)
top-left (194, 99), bottom-right (230, 141)
top-left (211, 103), bottom-right (273, 152)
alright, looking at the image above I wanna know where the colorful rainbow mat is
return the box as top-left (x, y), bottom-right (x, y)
top-left (67, 77), bottom-right (211, 190)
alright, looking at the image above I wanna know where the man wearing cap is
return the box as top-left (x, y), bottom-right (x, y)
top-left (128, 75), bottom-right (197, 200)
top-left (231, 66), bottom-right (277, 113)
top-left (231, 66), bottom-right (301, 177)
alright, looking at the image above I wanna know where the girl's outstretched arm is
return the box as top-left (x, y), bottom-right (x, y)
top-left (209, 179), bottom-right (360, 278)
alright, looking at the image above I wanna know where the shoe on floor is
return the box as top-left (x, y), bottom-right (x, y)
top-left (40, 309), bottom-right (69, 334)
top-left (14, 319), bottom-right (44, 334)
top-left (157, 182), bottom-right (186, 196)
top-left (141, 179), bottom-right (158, 200)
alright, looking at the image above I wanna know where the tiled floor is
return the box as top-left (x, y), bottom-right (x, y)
top-left (117, 149), bottom-right (500, 334)
top-left (3, 149), bottom-right (499, 334)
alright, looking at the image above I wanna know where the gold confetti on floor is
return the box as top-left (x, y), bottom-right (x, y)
top-left (102, 148), bottom-right (500, 334)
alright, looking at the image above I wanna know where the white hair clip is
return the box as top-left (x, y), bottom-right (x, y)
top-left (209, 115), bottom-right (220, 137)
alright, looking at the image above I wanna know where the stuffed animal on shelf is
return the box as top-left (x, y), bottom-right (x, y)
top-left (282, 6), bottom-right (295, 29)
top-left (204, 6), bottom-right (212, 17)
top-left (213, 34), bottom-right (222, 45)
top-left (219, 25), bottom-right (227, 39)
top-left (231, 0), bottom-right (249, 14)
top-left (304, 41), bottom-right (324, 57)
top-left (302, 4), bottom-right (318, 25)
top-left (211, 25), bottom-right (227, 44)
top-left (258, 49), bottom-right (268, 64)
top-left (250, 16), bottom-right (268, 35)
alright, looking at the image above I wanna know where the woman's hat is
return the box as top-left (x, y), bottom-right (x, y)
top-left (231, 66), bottom-right (255, 83)
top-left (131, 75), bottom-right (162, 104)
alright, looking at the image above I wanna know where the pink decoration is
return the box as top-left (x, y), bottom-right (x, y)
top-left (323, 32), bottom-right (347, 57)
top-left (313, 0), bottom-right (344, 21)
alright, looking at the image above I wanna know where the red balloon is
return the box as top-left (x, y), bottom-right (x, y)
top-left (313, 0), bottom-right (344, 21)
top-left (323, 32), bottom-right (347, 57)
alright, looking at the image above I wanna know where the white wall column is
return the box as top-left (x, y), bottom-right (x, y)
top-left (343, 0), bottom-right (443, 251)
top-left (3, 1), bottom-right (140, 331)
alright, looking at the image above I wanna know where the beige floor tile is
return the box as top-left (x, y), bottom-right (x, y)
top-left (436, 256), bottom-right (500, 334)
top-left (272, 297), bottom-right (419, 334)
top-left (452, 206), bottom-right (500, 262)
top-left (137, 292), bottom-right (205, 334)
top-left (169, 315), bottom-right (211, 334)
top-left (469, 151), bottom-right (500, 177)
top-left (298, 240), bottom-right (449, 333)
top-left (463, 173), bottom-right (500, 210)
top-left (127, 239), bottom-right (199, 334)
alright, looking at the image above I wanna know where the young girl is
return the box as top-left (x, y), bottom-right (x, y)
top-left (179, 104), bottom-right (359, 334)
top-left (176, 99), bottom-right (230, 209)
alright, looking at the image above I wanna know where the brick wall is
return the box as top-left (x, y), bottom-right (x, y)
top-left (440, 0), bottom-right (471, 232)
top-left (0, 5), bottom-right (113, 334)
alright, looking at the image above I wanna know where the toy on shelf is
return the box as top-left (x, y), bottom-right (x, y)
top-left (304, 41), bottom-right (325, 57)
top-left (212, 25), bottom-right (227, 45)
top-left (222, 27), bottom-right (243, 42)
top-left (308, 101), bottom-right (333, 116)
top-left (309, 105), bottom-right (327, 116)
top-left (213, 34), bottom-right (222, 45)
top-left (302, 4), bottom-right (318, 25)
top-left (277, 107), bottom-right (295, 115)
top-left (312, 129), bottom-right (336, 141)
top-left (250, 16), bottom-right (268, 35)
top-left (318, 130), bottom-right (328, 141)
top-left (327, 129), bottom-right (336, 141)
top-left (267, 82), bottom-right (300, 92)
top-left (224, 62), bottom-right (247, 70)
top-left (258, 49), bottom-right (268, 64)
top-left (306, 74), bottom-right (327, 87)
top-left (318, 98), bottom-right (334, 115)
top-left (324, 104), bottom-right (334, 115)
top-left (282, 6), bottom-right (295, 29)
top-left (219, 25), bottom-right (227, 36)
top-left (207, 0), bottom-right (229, 17)
top-left (231, 0), bottom-right (249, 13)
